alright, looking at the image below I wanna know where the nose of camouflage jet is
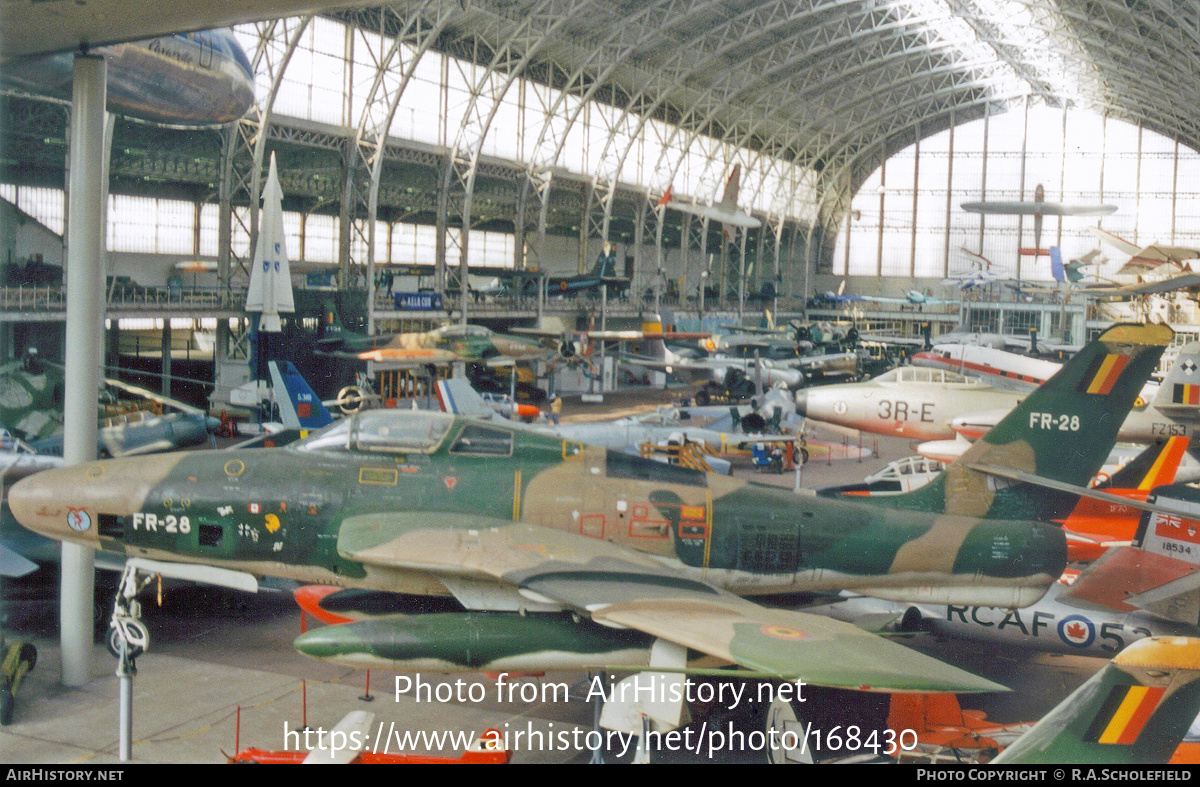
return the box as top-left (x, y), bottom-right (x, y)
top-left (8, 454), bottom-right (183, 547)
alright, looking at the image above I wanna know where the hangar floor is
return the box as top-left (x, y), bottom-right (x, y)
top-left (0, 389), bottom-right (1108, 764)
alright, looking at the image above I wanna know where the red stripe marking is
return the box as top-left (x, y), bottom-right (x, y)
top-left (1096, 354), bottom-right (1129, 394)
top-left (1117, 687), bottom-right (1165, 744)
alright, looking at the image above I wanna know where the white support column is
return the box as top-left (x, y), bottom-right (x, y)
top-left (62, 53), bottom-right (107, 687)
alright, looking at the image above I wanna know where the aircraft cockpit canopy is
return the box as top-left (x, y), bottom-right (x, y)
top-left (432, 324), bottom-right (492, 340)
top-left (865, 456), bottom-right (946, 484)
top-left (875, 367), bottom-right (980, 385)
top-left (296, 410), bottom-right (454, 454)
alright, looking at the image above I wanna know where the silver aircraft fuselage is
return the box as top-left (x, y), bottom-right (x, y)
top-left (5, 29), bottom-right (254, 126)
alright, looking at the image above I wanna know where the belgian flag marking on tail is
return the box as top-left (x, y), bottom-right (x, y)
top-left (1173, 384), bottom-right (1200, 405)
top-left (1084, 685), bottom-right (1166, 744)
top-left (1081, 354), bottom-right (1130, 395)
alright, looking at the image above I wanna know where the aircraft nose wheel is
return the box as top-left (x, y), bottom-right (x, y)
top-left (106, 617), bottom-right (149, 661)
top-left (107, 564), bottom-right (156, 665)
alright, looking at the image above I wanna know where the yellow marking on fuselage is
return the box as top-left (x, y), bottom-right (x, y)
top-left (359, 467), bottom-right (399, 485)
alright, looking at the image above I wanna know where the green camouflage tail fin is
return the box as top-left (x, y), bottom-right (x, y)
top-left (1152, 341), bottom-right (1200, 417)
top-left (889, 323), bottom-right (1172, 520)
top-left (995, 636), bottom-right (1200, 764)
top-left (1098, 435), bottom-right (1188, 491)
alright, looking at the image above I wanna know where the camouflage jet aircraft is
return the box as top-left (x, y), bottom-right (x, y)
top-left (318, 322), bottom-right (556, 366)
top-left (994, 635), bottom-right (1200, 764)
top-left (6, 324), bottom-right (1168, 695)
top-left (0, 349), bottom-right (216, 458)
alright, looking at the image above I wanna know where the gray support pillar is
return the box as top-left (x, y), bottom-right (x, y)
top-left (62, 54), bottom-right (107, 687)
top-left (653, 207), bottom-right (664, 316)
top-left (737, 230), bottom-right (747, 320)
top-left (979, 105), bottom-right (990, 255)
top-left (578, 181), bottom-right (589, 275)
top-left (339, 145), bottom-right (355, 289)
top-left (909, 131), bottom-right (920, 278)
top-left (161, 320), bottom-right (172, 397)
top-left (1016, 98), bottom-right (1030, 282)
top-left (876, 152), bottom-right (886, 277)
top-left (0, 323), bottom-right (13, 363)
top-left (435, 159), bottom-right (449, 293)
top-left (633, 199), bottom-right (646, 302)
top-left (106, 320), bottom-right (120, 372)
top-left (943, 115), bottom-right (954, 277)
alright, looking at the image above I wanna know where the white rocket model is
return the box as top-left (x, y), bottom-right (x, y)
top-left (245, 152), bottom-right (295, 333)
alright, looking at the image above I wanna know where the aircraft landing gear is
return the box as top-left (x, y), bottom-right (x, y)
top-left (108, 562), bottom-right (159, 761)
top-left (107, 563), bottom-right (155, 664)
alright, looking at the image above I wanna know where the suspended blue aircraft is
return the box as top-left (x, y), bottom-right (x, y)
top-left (3, 28), bottom-right (255, 126)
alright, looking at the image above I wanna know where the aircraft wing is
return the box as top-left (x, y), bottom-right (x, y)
top-left (1115, 245), bottom-right (1200, 276)
top-left (962, 462), bottom-right (1200, 523)
top-left (100, 376), bottom-right (205, 416)
top-left (961, 200), bottom-right (1117, 216)
top-left (0, 542), bottom-right (38, 578)
top-left (615, 353), bottom-right (689, 373)
top-left (336, 512), bottom-right (1004, 692)
top-left (2, 0), bottom-right (383, 60)
top-left (1084, 273), bottom-right (1200, 297)
top-left (858, 333), bottom-right (928, 348)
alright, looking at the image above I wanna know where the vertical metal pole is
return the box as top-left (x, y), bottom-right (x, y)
top-left (979, 104), bottom-right (990, 255)
top-left (117, 644), bottom-right (132, 761)
top-left (161, 320), bottom-right (172, 397)
top-left (538, 276), bottom-right (545, 323)
top-left (943, 114), bottom-right (954, 278)
top-left (653, 209), bottom-right (663, 316)
top-left (62, 53), bottom-right (106, 688)
top-left (909, 129), bottom-right (920, 278)
top-left (737, 230), bottom-right (747, 321)
top-left (876, 152), bottom-right (886, 277)
top-left (600, 284), bottom-right (607, 392)
top-left (1015, 97), bottom-right (1029, 282)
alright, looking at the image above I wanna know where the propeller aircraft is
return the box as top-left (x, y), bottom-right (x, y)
top-left (658, 164), bottom-right (762, 229)
top-left (962, 183), bottom-right (1118, 258)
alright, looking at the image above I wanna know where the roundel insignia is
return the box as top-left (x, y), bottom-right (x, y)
top-left (66, 508), bottom-right (91, 533)
top-left (224, 459), bottom-right (245, 478)
top-left (759, 624), bottom-right (807, 641)
top-left (1058, 615), bottom-right (1095, 648)
top-left (833, 401), bottom-right (848, 415)
top-left (85, 465), bottom-right (104, 480)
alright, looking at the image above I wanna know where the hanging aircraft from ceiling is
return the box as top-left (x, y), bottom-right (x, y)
top-left (3, 28), bottom-right (255, 126)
